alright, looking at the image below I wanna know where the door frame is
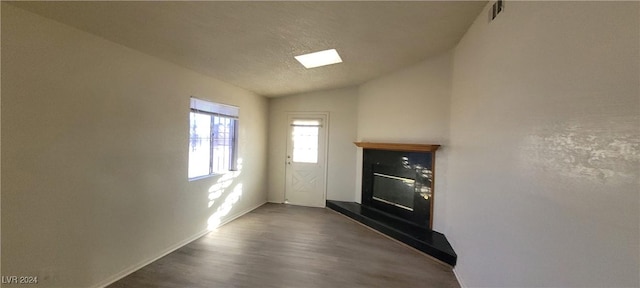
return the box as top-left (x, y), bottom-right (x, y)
top-left (284, 112), bottom-right (329, 208)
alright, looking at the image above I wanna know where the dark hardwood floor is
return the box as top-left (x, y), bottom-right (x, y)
top-left (109, 203), bottom-right (460, 288)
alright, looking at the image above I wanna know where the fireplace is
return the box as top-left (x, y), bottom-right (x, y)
top-left (326, 142), bottom-right (456, 266)
top-left (361, 145), bottom-right (437, 229)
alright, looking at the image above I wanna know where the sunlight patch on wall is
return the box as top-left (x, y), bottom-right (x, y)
top-left (520, 119), bottom-right (639, 184)
top-left (206, 158), bottom-right (244, 231)
top-left (207, 184), bottom-right (243, 231)
top-left (207, 159), bottom-right (243, 207)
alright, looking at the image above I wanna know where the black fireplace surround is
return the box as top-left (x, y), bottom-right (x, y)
top-left (363, 149), bottom-right (433, 229)
top-left (327, 142), bottom-right (457, 266)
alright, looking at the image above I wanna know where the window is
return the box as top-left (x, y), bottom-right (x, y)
top-left (189, 97), bottom-right (238, 179)
top-left (290, 119), bottom-right (321, 163)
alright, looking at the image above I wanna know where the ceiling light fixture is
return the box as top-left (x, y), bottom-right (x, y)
top-left (294, 49), bottom-right (343, 69)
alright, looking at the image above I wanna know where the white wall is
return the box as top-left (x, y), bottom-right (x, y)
top-left (356, 51), bottom-right (452, 231)
top-left (268, 87), bottom-right (358, 203)
top-left (449, 2), bottom-right (639, 287)
top-left (1, 4), bottom-right (268, 287)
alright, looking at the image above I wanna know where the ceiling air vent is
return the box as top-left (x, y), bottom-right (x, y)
top-left (490, 0), bottom-right (504, 21)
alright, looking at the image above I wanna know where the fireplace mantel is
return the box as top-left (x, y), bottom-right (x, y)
top-left (354, 142), bottom-right (440, 152)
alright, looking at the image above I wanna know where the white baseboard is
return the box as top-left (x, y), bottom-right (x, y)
top-left (453, 267), bottom-right (467, 288)
top-left (94, 201), bottom-right (266, 288)
top-left (93, 229), bottom-right (209, 288)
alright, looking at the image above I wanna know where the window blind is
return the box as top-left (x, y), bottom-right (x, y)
top-left (190, 97), bottom-right (239, 119)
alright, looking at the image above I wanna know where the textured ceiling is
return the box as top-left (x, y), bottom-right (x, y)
top-left (10, 1), bottom-right (486, 97)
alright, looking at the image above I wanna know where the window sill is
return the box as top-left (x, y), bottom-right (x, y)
top-left (188, 174), bottom-right (218, 182)
top-left (188, 171), bottom-right (235, 182)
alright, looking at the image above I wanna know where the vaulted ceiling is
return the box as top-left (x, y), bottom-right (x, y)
top-left (11, 1), bottom-right (486, 97)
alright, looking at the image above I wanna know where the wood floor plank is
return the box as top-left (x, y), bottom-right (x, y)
top-left (108, 203), bottom-right (460, 288)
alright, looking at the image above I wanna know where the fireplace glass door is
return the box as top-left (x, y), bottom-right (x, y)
top-left (372, 172), bottom-right (415, 211)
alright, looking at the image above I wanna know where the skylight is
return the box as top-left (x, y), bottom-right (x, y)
top-left (294, 49), bottom-right (343, 69)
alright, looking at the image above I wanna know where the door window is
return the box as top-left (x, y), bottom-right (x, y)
top-left (290, 119), bottom-right (322, 163)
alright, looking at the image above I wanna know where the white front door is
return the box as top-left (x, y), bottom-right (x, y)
top-left (284, 113), bottom-right (328, 208)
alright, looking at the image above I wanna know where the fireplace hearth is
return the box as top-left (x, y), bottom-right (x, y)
top-left (326, 142), bottom-right (457, 266)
